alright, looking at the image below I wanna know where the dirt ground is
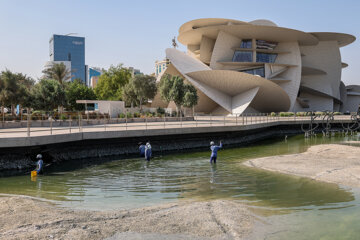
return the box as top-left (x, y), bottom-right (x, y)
top-left (244, 144), bottom-right (360, 188)
top-left (0, 196), bottom-right (255, 240)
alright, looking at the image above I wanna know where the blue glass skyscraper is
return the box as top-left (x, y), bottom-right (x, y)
top-left (49, 34), bottom-right (86, 83)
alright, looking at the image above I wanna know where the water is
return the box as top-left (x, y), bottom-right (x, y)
top-left (1, 134), bottom-right (360, 239)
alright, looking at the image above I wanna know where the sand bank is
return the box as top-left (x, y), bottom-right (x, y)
top-left (0, 196), bottom-right (255, 240)
top-left (244, 144), bottom-right (360, 188)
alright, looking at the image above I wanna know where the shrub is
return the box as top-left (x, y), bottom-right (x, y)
top-left (119, 113), bottom-right (125, 118)
top-left (126, 112), bottom-right (133, 118)
top-left (270, 112), bottom-right (277, 117)
top-left (60, 114), bottom-right (68, 120)
top-left (279, 112), bottom-right (294, 117)
top-left (334, 112), bottom-right (341, 115)
top-left (133, 112), bottom-right (140, 118)
top-left (296, 112), bottom-right (307, 116)
top-left (315, 111), bottom-right (325, 116)
top-left (156, 107), bottom-right (165, 115)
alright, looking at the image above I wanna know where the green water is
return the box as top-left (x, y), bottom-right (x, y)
top-left (1, 134), bottom-right (360, 239)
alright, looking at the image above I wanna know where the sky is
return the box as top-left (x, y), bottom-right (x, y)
top-left (0, 0), bottom-right (359, 85)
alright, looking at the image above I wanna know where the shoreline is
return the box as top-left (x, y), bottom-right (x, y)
top-left (0, 195), bottom-right (257, 240)
top-left (243, 143), bottom-right (360, 188)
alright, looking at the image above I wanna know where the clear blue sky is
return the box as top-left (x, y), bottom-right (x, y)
top-left (0, 0), bottom-right (359, 85)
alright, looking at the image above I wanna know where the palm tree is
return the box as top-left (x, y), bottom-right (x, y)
top-left (42, 62), bottom-right (72, 85)
top-left (42, 62), bottom-right (72, 114)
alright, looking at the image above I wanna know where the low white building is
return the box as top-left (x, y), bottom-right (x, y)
top-left (76, 100), bottom-right (126, 118)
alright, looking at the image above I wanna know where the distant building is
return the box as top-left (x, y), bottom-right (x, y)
top-left (91, 76), bottom-right (100, 88)
top-left (49, 34), bottom-right (86, 83)
top-left (128, 67), bottom-right (143, 77)
top-left (88, 67), bottom-right (102, 87)
top-left (155, 59), bottom-right (170, 77)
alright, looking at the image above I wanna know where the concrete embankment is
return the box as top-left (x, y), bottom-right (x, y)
top-left (244, 144), bottom-right (360, 188)
top-left (0, 121), bottom-right (348, 172)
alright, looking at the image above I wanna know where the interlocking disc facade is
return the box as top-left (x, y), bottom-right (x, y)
top-left (152, 18), bottom-right (359, 115)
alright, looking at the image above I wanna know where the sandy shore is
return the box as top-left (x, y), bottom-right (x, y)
top-left (244, 144), bottom-right (360, 188)
top-left (0, 196), bottom-right (256, 240)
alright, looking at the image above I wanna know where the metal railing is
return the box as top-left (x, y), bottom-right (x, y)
top-left (0, 113), bottom-right (355, 138)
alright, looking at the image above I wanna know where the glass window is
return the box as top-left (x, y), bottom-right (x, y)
top-left (256, 53), bottom-right (277, 63)
top-left (241, 67), bottom-right (265, 77)
top-left (240, 39), bottom-right (252, 49)
top-left (232, 51), bottom-right (253, 62)
top-left (256, 40), bottom-right (277, 50)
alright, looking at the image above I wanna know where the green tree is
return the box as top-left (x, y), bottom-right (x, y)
top-left (94, 64), bottom-right (131, 100)
top-left (30, 79), bottom-right (66, 112)
top-left (159, 74), bottom-right (174, 103)
top-left (123, 82), bottom-right (138, 107)
top-left (0, 70), bottom-right (34, 115)
top-left (42, 62), bottom-right (72, 84)
top-left (159, 74), bottom-right (198, 116)
top-left (183, 84), bottom-right (199, 113)
top-left (66, 79), bottom-right (97, 111)
top-left (123, 75), bottom-right (157, 110)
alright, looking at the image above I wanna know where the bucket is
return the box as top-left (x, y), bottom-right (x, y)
top-left (31, 171), bottom-right (37, 177)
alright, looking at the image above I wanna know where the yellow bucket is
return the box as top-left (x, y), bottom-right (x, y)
top-left (31, 171), bottom-right (37, 177)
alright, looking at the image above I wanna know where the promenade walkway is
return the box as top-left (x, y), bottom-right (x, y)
top-left (0, 115), bottom-right (355, 148)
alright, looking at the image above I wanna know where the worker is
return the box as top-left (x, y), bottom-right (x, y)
top-left (210, 140), bottom-right (222, 164)
top-left (34, 154), bottom-right (43, 174)
top-left (138, 142), bottom-right (145, 157)
top-left (145, 141), bottom-right (152, 161)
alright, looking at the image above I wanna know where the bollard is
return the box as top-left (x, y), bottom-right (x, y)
top-left (164, 115), bottom-right (166, 129)
top-left (146, 117), bottom-right (148, 130)
top-left (69, 115), bottom-right (72, 133)
top-left (50, 117), bottom-right (53, 135)
top-left (195, 113), bottom-right (198, 127)
top-left (236, 114), bottom-right (238, 125)
top-left (210, 113), bottom-right (212, 126)
top-left (125, 112), bottom-right (128, 131)
top-left (78, 113), bottom-right (81, 132)
top-left (27, 108), bottom-right (31, 137)
top-left (180, 113), bottom-right (182, 128)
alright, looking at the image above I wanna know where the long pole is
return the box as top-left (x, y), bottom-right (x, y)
top-left (50, 116), bottom-right (53, 135)
top-left (27, 108), bottom-right (30, 137)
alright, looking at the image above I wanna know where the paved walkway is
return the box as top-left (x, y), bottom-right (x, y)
top-left (0, 115), bottom-right (354, 148)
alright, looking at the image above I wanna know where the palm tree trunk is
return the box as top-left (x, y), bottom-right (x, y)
top-left (11, 104), bottom-right (15, 116)
top-left (1, 106), bottom-right (4, 124)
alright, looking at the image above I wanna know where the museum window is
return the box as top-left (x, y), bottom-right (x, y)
top-left (256, 53), bottom-right (277, 63)
top-left (241, 67), bottom-right (265, 77)
top-left (256, 40), bottom-right (277, 50)
top-left (232, 51), bottom-right (253, 62)
top-left (240, 39), bottom-right (252, 48)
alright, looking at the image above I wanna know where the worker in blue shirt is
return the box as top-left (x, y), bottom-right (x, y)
top-left (145, 142), bottom-right (152, 161)
top-left (210, 141), bottom-right (222, 164)
top-left (138, 142), bottom-right (145, 157)
top-left (34, 154), bottom-right (43, 174)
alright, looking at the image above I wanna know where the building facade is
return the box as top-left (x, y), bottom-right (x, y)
top-left (155, 59), bottom-right (170, 77)
top-left (88, 67), bottom-right (102, 87)
top-left (152, 18), bottom-right (358, 114)
top-left (49, 34), bottom-right (86, 83)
